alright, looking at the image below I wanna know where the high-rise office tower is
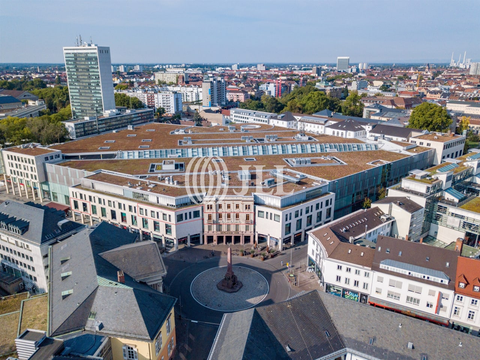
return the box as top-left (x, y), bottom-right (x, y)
top-left (337, 57), bottom-right (350, 71)
top-left (202, 78), bottom-right (226, 107)
top-left (63, 40), bottom-right (116, 119)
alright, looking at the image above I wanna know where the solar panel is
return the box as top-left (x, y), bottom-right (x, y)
top-left (438, 163), bottom-right (458, 172)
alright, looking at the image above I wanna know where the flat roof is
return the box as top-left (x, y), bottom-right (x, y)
top-left (50, 123), bottom-right (363, 154)
top-left (414, 133), bottom-right (464, 143)
top-left (60, 149), bottom-right (410, 182)
top-left (4, 146), bottom-right (59, 156)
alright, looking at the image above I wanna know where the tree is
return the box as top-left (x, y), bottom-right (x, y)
top-left (457, 116), bottom-right (471, 134)
top-left (261, 95), bottom-right (284, 113)
top-left (342, 86), bottom-right (349, 99)
top-left (55, 76), bottom-right (61, 85)
top-left (155, 107), bottom-right (166, 119)
top-left (342, 91), bottom-right (364, 117)
top-left (363, 197), bottom-right (372, 209)
top-left (377, 187), bottom-right (386, 200)
top-left (193, 111), bottom-right (203, 126)
top-left (114, 93), bottom-right (144, 109)
top-left (407, 103), bottom-right (452, 132)
top-left (115, 83), bottom-right (129, 90)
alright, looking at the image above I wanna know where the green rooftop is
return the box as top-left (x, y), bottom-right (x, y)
top-left (444, 242), bottom-right (480, 258)
top-left (460, 197), bottom-right (480, 214)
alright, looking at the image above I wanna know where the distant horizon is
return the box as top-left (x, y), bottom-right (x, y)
top-left (1, 0), bottom-right (478, 63)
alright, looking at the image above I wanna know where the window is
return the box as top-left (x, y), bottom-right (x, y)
top-left (168, 337), bottom-right (174, 355)
top-left (345, 278), bottom-right (350, 285)
top-left (459, 282), bottom-right (466, 289)
top-left (337, 265), bottom-right (342, 271)
top-left (274, 214), bottom-right (280, 222)
top-left (122, 345), bottom-right (138, 360)
top-left (142, 218), bottom-right (148, 229)
top-left (456, 295), bottom-right (464, 302)
top-left (426, 302), bottom-right (434, 308)
top-left (377, 276), bottom-right (383, 283)
top-left (336, 275), bottom-right (341, 282)
top-left (92, 205), bottom-right (97, 215)
top-left (354, 280), bottom-right (359, 287)
top-left (388, 279), bottom-right (402, 289)
top-left (428, 289), bottom-right (435, 296)
top-left (363, 283), bottom-right (368, 290)
top-left (474, 286), bottom-right (480, 292)
top-left (155, 332), bottom-right (163, 356)
top-left (121, 212), bottom-right (127, 223)
top-left (406, 296), bottom-right (420, 306)
top-left (408, 284), bottom-right (422, 294)
top-left (468, 310), bottom-right (475, 320)
top-left (387, 291), bottom-right (400, 301)
top-left (110, 210), bottom-right (117, 220)
top-left (346, 267), bottom-right (351, 273)
top-left (166, 224), bottom-right (172, 235)
top-left (166, 316), bottom-right (171, 335)
top-left (472, 299), bottom-right (478, 306)
top-left (177, 214), bottom-right (183, 222)
top-left (375, 288), bottom-right (382, 294)
top-left (73, 200), bottom-right (79, 210)
top-left (285, 223), bottom-right (291, 235)
top-left (131, 215), bottom-right (137, 226)
top-left (101, 207), bottom-right (107, 217)
top-left (296, 219), bottom-right (302, 231)
top-left (364, 272), bottom-right (370, 278)
top-left (355, 269), bottom-right (360, 275)
top-left (453, 307), bottom-right (461, 316)
top-left (258, 210), bottom-right (265, 218)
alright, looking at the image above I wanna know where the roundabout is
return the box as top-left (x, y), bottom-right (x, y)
top-left (190, 266), bottom-right (269, 312)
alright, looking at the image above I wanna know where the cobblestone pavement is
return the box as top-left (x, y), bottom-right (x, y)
top-left (190, 266), bottom-right (269, 312)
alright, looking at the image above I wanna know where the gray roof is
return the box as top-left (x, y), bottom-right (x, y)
top-left (0, 95), bottom-right (21, 104)
top-left (209, 291), bottom-right (344, 360)
top-left (210, 291), bottom-right (480, 360)
top-left (100, 241), bottom-right (166, 282)
top-left (49, 222), bottom-right (176, 340)
top-left (0, 201), bottom-right (83, 245)
top-left (326, 119), bottom-right (366, 131)
top-left (373, 235), bottom-right (459, 290)
top-left (374, 197), bottom-right (423, 214)
top-left (313, 109), bottom-right (382, 125)
top-left (369, 124), bottom-right (415, 138)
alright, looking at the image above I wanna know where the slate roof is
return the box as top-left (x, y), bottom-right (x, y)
top-left (100, 241), bottom-right (166, 282)
top-left (326, 119), bottom-right (366, 132)
top-left (209, 291), bottom-right (480, 360)
top-left (373, 235), bottom-right (459, 290)
top-left (208, 291), bottom-right (344, 360)
top-left (0, 95), bottom-right (21, 104)
top-left (49, 222), bottom-right (176, 341)
top-left (369, 124), bottom-right (416, 139)
top-left (0, 201), bottom-right (83, 245)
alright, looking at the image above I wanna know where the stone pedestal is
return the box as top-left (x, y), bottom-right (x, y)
top-left (217, 247), bottom-right (243, 293)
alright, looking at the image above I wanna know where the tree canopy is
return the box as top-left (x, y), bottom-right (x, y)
top-left (114, 93), bottom-right (144, 109)
top-left (115, 83), bottom-right (129, 90)
top-left (0, 78), bottom-right (47, 91)
top-left (341, 91), bottom-right (364, 117)
top-left (31, 86), bottom-right (70, 113)
top-left (407, 103), bottom-right (452, 132)
top-left (0, 108), bottom-right (71, 146)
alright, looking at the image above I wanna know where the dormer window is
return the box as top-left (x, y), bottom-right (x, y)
top-left (474, 286), bottom-right (480, 292)
top-left (459, 282), bottom-right (466, 289)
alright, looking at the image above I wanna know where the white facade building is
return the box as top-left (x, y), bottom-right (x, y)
top-left (63, 43), bottom-right (116, 119)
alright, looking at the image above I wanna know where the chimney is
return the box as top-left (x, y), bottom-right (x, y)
top-left (454, 238), bottom-right (464, 253)
top-left (117, 270), bottom-right (125, 284)
top-left (405, 235), bottom-right (409, 241)
top-left (419, 237), bottom-right (423, 244)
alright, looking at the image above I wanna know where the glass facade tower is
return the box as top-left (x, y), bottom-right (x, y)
top-left (63, 44), bottom-right (116, 119)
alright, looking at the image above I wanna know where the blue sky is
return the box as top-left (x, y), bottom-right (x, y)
top-left (1, 0), bottom-right (479, 64)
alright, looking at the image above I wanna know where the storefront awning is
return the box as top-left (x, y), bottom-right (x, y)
top-left (369, 297), bottom-right (449, 326)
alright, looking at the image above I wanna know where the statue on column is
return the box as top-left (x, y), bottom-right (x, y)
top-left (217, 247), bottom-right (243, 293)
